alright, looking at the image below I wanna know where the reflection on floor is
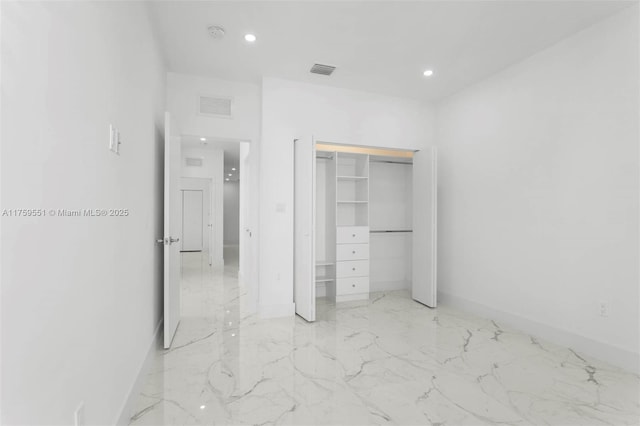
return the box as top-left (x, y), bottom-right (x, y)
top-left (130, 252), bottom-right (640, 425)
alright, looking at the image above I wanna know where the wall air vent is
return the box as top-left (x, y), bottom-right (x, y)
top-left (186, 157), bottom-right (203, 167)
top-left (310, 63), bottom-right (336, 76)
top-left (199, 95), bottom-right (232, 118)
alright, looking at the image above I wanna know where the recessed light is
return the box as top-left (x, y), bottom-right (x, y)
top-left (244, 33), bottom-right (256, 43)
top-left (232, 167), bottom-right (236, 171)
top-left (200, 137), bottom-right (206, 141)
top-left (228, 173), bottom-right (232, 176)
top-left (200, 405), bottom-right (206, 410)
top-left (423, 69), bottom-right (434, 77)
top-left (225, 178), bottom-right (229, 181)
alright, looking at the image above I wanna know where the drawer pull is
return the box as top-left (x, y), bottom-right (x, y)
top-left (352, 284), bottom-right (356, 287)
top-left (352, 250), bottom-right (356, 254)
top-left (352, 267), bottom-right (356, 271)
top-left (352, 234), bottom-right (356, 237)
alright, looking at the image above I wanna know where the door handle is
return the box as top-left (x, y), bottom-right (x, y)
top-left (156, 239), bottom-right (164, 244)
top-left (170, 237), bottom-right (180, 243)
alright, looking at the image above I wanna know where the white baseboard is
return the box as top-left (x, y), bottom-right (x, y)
top-left (259, 302), bottom-right (295, 319)
top-left (115, 319), bottom-right (163, 425)
top-left (371, 279), bottom-right (410, 292)
top-left (438, 292), bottom-right (639, 374)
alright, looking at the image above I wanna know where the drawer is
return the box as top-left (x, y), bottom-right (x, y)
top-left (336, 260), bottom-right (369, 278)
top-left (336, 244), bottom-right (369, 261)
top-left (336, 226), bottom-right (369, 244)
top-left (336, 277), bottom-right (370, 296)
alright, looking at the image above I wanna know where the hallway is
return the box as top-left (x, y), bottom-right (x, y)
top-left (129, 253), bottom-right (640, 425)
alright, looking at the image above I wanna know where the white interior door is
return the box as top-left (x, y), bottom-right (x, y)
top-left (294, 137), bottom-right (316, 321)
top-left (412, 146), bottom-right (437, 307)
top-left (164, 112), bottom-right (182, 348)
top-left (181, 189), bottom-right (203, 251)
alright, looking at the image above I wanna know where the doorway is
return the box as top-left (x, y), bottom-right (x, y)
top-left (181, 189), bottom-right (205, 252)
top-left (176, 135), bottom-right (256, 321)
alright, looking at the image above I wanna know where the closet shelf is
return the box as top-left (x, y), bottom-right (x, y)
top-left (337, 200), bottom-right (368, 204)
top-left (316, 262), bottom-right (334, 266)
top-left (337, 175), bottom-right (368, 180)
top-left (370, 229), bottom-right (413, 233)
top-left (316, 276), bottom-right (335, 283)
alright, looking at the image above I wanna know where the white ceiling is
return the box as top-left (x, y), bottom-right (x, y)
top-left (149, 1), bottom-right (633, 101)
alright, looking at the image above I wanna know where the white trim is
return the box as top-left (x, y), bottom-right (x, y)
top-left (259, 302), bottom-right (295, 319)
top-left (431, 146), bottom-right (438, 306)
top-left (438, 292), bottom-right (640, 374)
top-left (115, 319), bottom-right (163, 425)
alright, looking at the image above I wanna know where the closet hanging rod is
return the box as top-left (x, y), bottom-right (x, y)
top-left (370, 230), bottom-right (413, 233)
top-left (316, 154), bottom-right (334, 160)
top-left (369, 159), bottom-right (413, 165)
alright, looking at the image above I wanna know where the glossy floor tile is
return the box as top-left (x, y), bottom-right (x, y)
top-left (130, 252), bottom-right (640, 425)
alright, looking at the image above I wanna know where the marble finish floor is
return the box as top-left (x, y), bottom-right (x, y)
top-left (130, 252), bottom-right (640, 425)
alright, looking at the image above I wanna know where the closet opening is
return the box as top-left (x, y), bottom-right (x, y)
top-left (294, 139), bottom-right (437, 322)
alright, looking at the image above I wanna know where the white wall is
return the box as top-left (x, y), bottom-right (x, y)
top-left (224, 182), bottom-right (240, 245)
top-left (1, 1), bottom-right (166, 424)
top-left (181, 147), bottom-right (224, 266)
top-left (260, 78), bottom-right (435, 317)
top-left (167, 72), bottom-right (260, 142)
top-left (181, 177), bottom-right (210, 252)
top-left (435, 6), bottom-right (639, 371)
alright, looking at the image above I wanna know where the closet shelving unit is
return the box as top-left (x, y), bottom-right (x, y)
top-left (335, 152), bottom-right (370, 302)
top-left (295, 138), bottom-right (438, 322)
top-left (312, 150), bottom-right (371, 302)
top-left (315, 150), bottom-right (337, 299)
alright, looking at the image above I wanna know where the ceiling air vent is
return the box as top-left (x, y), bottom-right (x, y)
top-left (186, 157), bottom-right (203, 167)
top-left (310, 63), bottom-right (336, 76)
top-left (199, 95), bottom-right (232, 118)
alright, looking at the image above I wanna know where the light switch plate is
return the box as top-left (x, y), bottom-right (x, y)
top-left (109, 125), bottom-right (116, 151)
top-left (109, 125), bottom-right (121, 155)
top-left (114, 129), bottom-right (120, 155)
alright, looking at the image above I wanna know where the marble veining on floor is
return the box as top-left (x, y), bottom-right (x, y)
top-left (130, 252), bottom-right (640, 425)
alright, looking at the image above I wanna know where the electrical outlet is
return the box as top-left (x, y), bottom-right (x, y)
top-left (599, 301), bottom-right (609, 317)
top-left (74, 402), bottom-right (85, 426)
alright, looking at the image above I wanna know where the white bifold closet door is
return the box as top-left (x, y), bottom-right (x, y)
top-left (293, 136), bottom-right (316, 321)
top-left (412, 147), bottom-right (437, 307)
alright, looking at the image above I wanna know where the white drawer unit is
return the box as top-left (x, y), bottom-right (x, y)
top-left (336, 226), bottom-right (369, 244)
top-left (336, 243), bottom-right (369, 261)
top-left (336, 277), bottom-right (370, 296)
top-left (336, 260), bottom-right (369, 278)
